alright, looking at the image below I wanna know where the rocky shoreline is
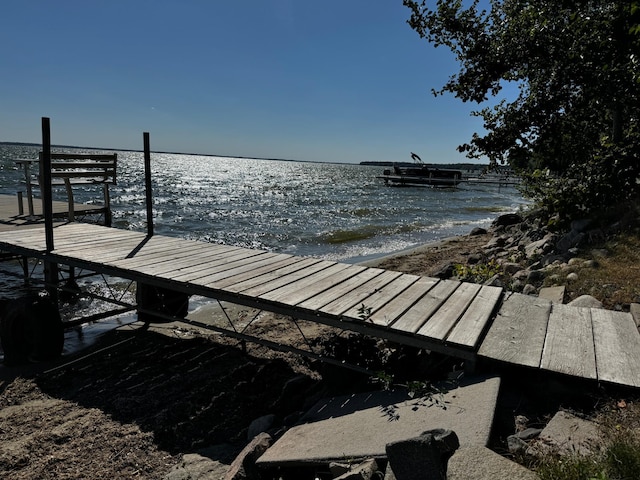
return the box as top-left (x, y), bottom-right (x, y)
top-left (1, 211), bottom-right (637, 479)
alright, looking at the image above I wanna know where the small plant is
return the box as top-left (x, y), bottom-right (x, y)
top-left (453, 259), bottom-right (502, 283)
top-left (356, 303), bottom-right (373, 322)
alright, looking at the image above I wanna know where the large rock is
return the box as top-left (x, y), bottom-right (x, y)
top-left (334, 458), bottom-right (380, 479)
top-left (247, 414), bottom-right (276, 440)
top-left (225, 433), bottom-right (272, 480)
top-left (493, 213), bottom-right (523, 227)
top-left (385, 429), bottom-right (459, 480)
top-left (568, 295), bottom-right (603, 309)
top-left (529, 411), bottom-right (604, 457)
top-left (448, 446), bottom-right (540, 480)
top-left (164, 454), bottom-right (229, 480)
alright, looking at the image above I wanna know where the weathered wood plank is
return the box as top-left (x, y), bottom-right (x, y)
top-left (341, 273), bottom-right (421, 321)
top-left (417, 282), bottom-right (481, 341)
top-left (51, 230), bottom-right (144, 250)
top-left (105, 244), bottom-right (242, 270)
top-left (64, 237), bottom-right (197, 265)
top-left (57, 238), bottom-right (154, 263)
top-left (592, 309), bottom-right (640, 387)
top-left (130, 245), bottom-right (241, 275)
top-left (53, 228), bottom-right (137, 247)
top-left (187, 253), bottom-right (294, 287)
top-left (540, 304), bottom-right (597, 380)
top-left (446, 285), bottom-right (503, 348)
top-left (296, 268), bottom-right (386, 311)
top-left (108, 237), bottom-right (209, 265)
top-left (477, 292), bottom-right (551, 368)
top-left (157, 247), bottom-right (266, 281)
top-left (391, 280), bottom-right (460, 334)
top-left (214, 257), bottom-right (323, 293)
top-left (203, 257), bottom-right (310, 289)
top-left (170, 250), bottom-right (279, 283)
top-left (236, 261), bottom-right (337, 297)
top-left (259, 262), bottom-right (356, 304)
top-left (54, 235), bottom-right (145, 256)
top-left (368, 276), bottom-right (439, 327)
top-left (319, 270), bottom-right (404, 317)
top-left (110, 241), bottom-right (225, 270)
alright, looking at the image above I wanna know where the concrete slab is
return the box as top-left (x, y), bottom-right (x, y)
top-left (256, 375), bottom-right (500, 468)
top-left (538, 286), bottom-right (565, 304)
top-left (448, 446), bottom-right (540, 480)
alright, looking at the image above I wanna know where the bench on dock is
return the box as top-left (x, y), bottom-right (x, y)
top-left (16, 153), bottom-right (117, 226)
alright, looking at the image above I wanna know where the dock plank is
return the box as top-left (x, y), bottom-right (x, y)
top-left (170, 250), bottom-right (281, 283)
top-left (368, 276), bottom-right (439, 327)
top-left (319, 270), bottom-right (404, 317)
top-left (157, 247), bottom-right (268, 282)
top-left (219, 258), bottom-right (324, 294)
top-left (417, 282), bottom-right (481, 341)
top-left (259, 262), bottom-right (356, 304)
top-left (296, 268), bottom-right (386, 311)
top-left (477, 292), bottom-right (551, 368)
top-left (112, 241), bottom-right (229, 270)
top-left (236, 261), bottom-right (336, 297)
top-left (65, 240), bottom-right (197, 266)
top-left (56, 238), bottom-right (152, 263)
top-left (108, 237), bottom-right (213, 267)
top-left (341, 273), bottom-right (421, 321)
top-left (446, 285), bottom-right (503, 348)
top-left (592, 309), bottom-right (640, 387)
top-left (391, 280), bottom-right (460, 334)
top-left (187, 253), bottom-right (295, 287)
top-left (541, 304), bottom-right (597, 380)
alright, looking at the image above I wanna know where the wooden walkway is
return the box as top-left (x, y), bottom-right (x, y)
top-left (0, 211), bottom-right (639, 388)
top-left (0, 194), bottom-right (106, 232)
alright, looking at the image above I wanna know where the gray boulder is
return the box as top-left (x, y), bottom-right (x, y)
top-left (333, 458), bottom-right (380, 479)
top-left (493, 213), bottom-right (523, 227)
top-left (385, 429), bottom-right (459, 480)
top-left (247, 414), bottom-right (276, 440)
top-left (225, 433), bottom-right (272, 480)
top-left (568, 295), bottom-right (603, 309)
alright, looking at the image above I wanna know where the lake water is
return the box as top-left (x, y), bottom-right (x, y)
top-left (0, 144), bottom-right (526, 263)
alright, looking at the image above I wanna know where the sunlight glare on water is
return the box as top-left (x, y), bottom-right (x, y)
top-left (0, 145), bottom-right (526, 264)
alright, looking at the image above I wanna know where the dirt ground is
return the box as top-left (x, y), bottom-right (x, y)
top-left (0, 232), bottom-right (495, 479)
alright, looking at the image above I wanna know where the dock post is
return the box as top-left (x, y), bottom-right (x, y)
top-left (17, 192), bottom-right (24, 215)
top-left (41, 117), bottom-right (58, 301)
top-left (143, 132), bottom-right (154, 237)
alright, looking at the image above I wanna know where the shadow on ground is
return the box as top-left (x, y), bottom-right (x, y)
top-left (31, 328), bottom-right (315, 453)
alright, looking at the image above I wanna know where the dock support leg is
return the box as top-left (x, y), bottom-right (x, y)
top-left (464, 357), bottom-right (477, 375)
top-left (21, 255), bottom-right (29, 286)
top-left (44, 261), bottom-right (59, 304)
top-left (17, 192), bottom-right (24, 216)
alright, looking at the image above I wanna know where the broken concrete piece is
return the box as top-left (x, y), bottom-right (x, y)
top-left (256, 376), bottom-right (500, 468)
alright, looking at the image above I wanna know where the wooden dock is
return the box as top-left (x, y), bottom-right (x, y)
top-left (1, 211), bottom-right (639, 389)
top-left (0, 194), bottom-right (107, 232)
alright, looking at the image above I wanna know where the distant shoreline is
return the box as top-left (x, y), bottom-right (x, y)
top-left (0, 142), bottom-right (491, 167)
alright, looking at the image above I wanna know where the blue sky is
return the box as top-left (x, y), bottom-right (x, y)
top-left (1, 1), bottom-right (488, 164)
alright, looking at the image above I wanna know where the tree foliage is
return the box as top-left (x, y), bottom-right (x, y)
top-left (404, 0), bottom-right (640, 221)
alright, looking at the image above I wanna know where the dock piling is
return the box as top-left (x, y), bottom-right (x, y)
top-left (41, 117), bottom-right (58, 301)
top-left (143, 132), bottom-right (154, 237)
